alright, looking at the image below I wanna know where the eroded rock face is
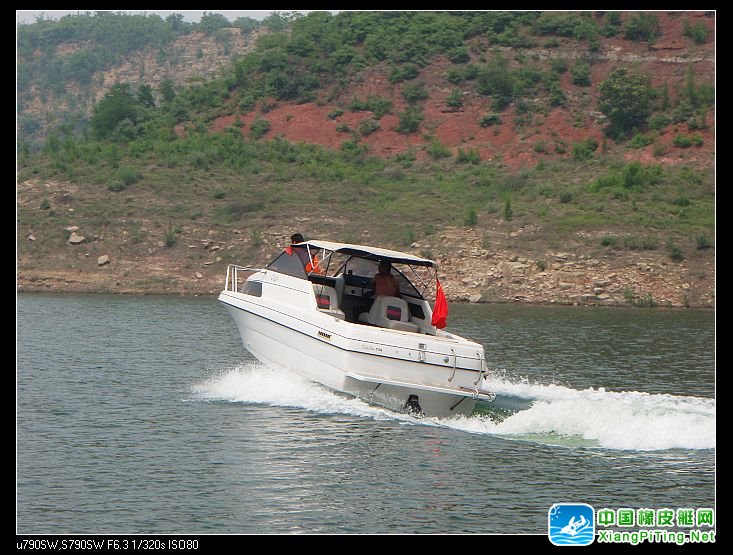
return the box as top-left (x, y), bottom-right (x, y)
top-left (20, 27), bottom-right (267, 137)
top-left (422, 226), bottom-right (714, 308)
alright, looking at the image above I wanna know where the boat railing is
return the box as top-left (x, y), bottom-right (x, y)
top-left (224, 264), bottom-right (260, 293)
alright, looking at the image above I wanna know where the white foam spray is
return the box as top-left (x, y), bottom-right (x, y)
top-left (192, 362), bottom-right (715, 451)
top-left (192, 361), bottom-right (396, 421)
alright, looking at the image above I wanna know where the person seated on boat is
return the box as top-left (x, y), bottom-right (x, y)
top-left (284, 233), bottom-right (323, 274)
top-left (372, 260), bottom-right (400, 297)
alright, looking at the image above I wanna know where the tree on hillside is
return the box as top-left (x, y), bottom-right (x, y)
top-left (159, 79), bottom-right (176, 103)
top-left (623, 12), bottom-right (661, 43)
top-left (476, 53), bottom-right (514, 111)
top-left (597, 67), bottom-right (652, 137)
top-left (90, 83), bottom-right (141, 140)
top-left (198, 12), bottom-right (231, 34)
top-left (137, 84), bottom-right (156, 109)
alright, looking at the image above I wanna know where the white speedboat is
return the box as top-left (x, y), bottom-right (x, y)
top-left (218, 240), bottom-right (496, 418)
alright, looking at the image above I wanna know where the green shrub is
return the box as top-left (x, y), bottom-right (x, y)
top-left (402, 82), bottom-right (429, 103)
top-left (550, 58), bottom-right (568, 74)
top-left (446, 89), bottom-right (463, 109)
top-left (653, 142), bottom-right (668, 157)
top-left (250, 118), bottom-right (271, 139)
top-left (340, 139), bottom-right (368, 157)
top-left (396, 105), bottom-right (424, 134)
top-left (675, 134), bottom-right (703, 148)
top-left (164, 221), bottom-right (180, 248)
top-left (571, 61), bottom-right (591, 86)
top-left (349, 95), bottom-right (392, 118)
top-left (479, 113), bottom-right (502, 127)
top-left (668, 243), bottom-right (683, 261)
top-left (389, 63), bottom-right (420, 84)
top-left (427, 139), bottom-right (451, 160)
top-left (457, 147), bottom-right (481, 164)
top-left (358, 118), bottom-right (380, 136)
top-left (683, 19), bottom-right (709, 43)
top-left (105, 166), bottom-right (140, 192)
top-left (447, 68), bottom-right (464, 84)
top-left (629, 133), bottom-right (654, 149)
top-left (547, 82), bottom-right (567, 106)
top-left (673, 134), bottom-right (692, 148)
top-left (696, 235), bottom-right (711, 250)
top-left (572, 138), bottom-right (598, 160)
top-left (590, 161), bottom-right (664, 192)
top-left (464, 208), bottom-right (478, 227)
top-left (648, 114), bottom-right (670, 130)
top-left (635, 293), bottom-right (658, 308)
top-left (624, 12), bottom-right (661, 43)
top-left (504, 198), bottom-right (513, 221)
top-left (448, 46), bottom-right (470, 64)
top-left (476, 55), bottom-right (514, 110)
top-left (603, 12), bottom-right (622, 37)
top-left (118, 165), bottom-right (141, 186)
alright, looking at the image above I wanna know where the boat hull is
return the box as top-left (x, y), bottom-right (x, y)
top-left (219, 288), bottom-right (489, 418)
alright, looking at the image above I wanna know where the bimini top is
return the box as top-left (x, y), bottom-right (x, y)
top-left (293, 240), bottom-right (435, 267)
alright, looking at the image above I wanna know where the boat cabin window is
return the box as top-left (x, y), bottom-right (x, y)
top-left (408, 302), bottom-right (425, 320)
top-left (242, 280), bottom-right (263, 297)
top-left (266, 251), bottom-right (308, 279)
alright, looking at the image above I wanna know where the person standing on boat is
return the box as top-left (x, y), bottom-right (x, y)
top-left (372, 260), bottom-right (400, 297)
top-left (283, 233), bottom-right (303, 256)
top-left (290, 233), bottom-right (305, 245)
top-left (285, 233), bottom-right (322, 274)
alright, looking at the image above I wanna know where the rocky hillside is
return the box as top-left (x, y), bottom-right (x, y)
top-left (17, 11), bottom-right (715, 308)
top-left (18, 24), bottom-right (266, 145)
top-left (210, 12), bottom-right (714, 171)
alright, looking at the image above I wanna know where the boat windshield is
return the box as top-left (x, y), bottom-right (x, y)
top-left (265, 250), bottom-right (308, 278)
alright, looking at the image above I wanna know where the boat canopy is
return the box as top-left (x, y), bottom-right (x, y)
top-left (293, 240), bottom-right (435, 267)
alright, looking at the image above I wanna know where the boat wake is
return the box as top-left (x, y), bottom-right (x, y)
top-left (454, 375), bottom-right (716, 451)
top-left (192, 361), bottom-right (715, 452)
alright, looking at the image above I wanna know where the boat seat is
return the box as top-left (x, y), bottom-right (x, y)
top-left (405, 299), bottom-right (437, 335)
top-left (312, 284), bottom-right (346, 320)
top-left (359, 296), bottom-right (419, 333)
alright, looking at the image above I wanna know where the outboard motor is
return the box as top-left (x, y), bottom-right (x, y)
top-left (403, 395), bottom-right (424, 417)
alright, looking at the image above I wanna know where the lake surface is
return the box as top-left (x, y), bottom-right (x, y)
top-left (16, 293), bottom-right (715, 536)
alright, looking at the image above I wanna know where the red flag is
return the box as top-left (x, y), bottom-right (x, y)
top-left (431, 279), bottom-right (448, 329)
